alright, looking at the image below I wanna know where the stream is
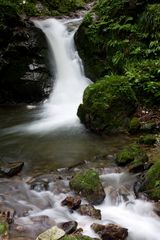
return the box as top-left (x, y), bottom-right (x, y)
top-left (0, 18), bottom-right (160, 239)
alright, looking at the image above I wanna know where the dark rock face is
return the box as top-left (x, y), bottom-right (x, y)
top-left (0, 5), bottom-right (51, 104)
top-left (91, 223), bottom-right (128, 240)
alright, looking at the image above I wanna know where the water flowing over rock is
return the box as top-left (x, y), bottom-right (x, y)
top-left (77, 204), bottom-right (101, 220)
top-left (0, 161), bottom-right (24, 177)
top-left (58, 221), bottom-right (78, 234)
top-left (61, 196), bottom-right (81, 210)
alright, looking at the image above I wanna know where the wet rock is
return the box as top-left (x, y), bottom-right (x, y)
top-left (154, 202), bottom-right (160, 217)
top-left (0, 162), bottom-right (24, 177)
top-left (105, 186), bottom-right (130, 204)
top-left (61, 196), bottom-right (81, 210)
top-left (58, 221), bottom-right (78, 234)
top-left (30, 180), bottom-right (49, 192)
top-left (0, 7), bottom-right (51, 104)
top-left (77, 204), bottom-right (101, 220)
top-left (70, 170), bottom-right (105, 205)
top-left (91, 223), bottom-right (128, 240)
top-left (36, 226), bottom-right (65, 240)
top-left (140, 122), bottom-right (157, 133)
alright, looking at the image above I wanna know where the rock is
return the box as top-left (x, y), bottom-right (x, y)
top-left (142, 159), bottom-right (160, 201)
top-left (91, 223), bottom-right (128, 240)
top-left (77, 204), bottom-right (101, 220)
top-left (154, 202), bottom-right (160, 217)
top-left (30, 180), bottom-right (49, 192)
top-left (61, 196), bottom-right (81, 210)
top-left (116, 144), bottom-right (148, 167)
top-left (0, 7), bottom-right (51, 104)
top-left (0, 162), bottom-right (24, 177)
top-left (36, 226), bottom-right (65, 240)
top-left (69, 170), bottom-right (105, 205)
top-left (58, 221), bottom-right (78, 234)
top-left (77, 75), bottom-right (137, 134)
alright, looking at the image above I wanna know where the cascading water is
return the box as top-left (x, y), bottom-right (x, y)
top-left (26, 18), bottom-right (91, 133)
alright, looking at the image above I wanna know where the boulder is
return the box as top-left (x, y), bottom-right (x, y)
top-left (91, 223), bottom-right (128, 240)
top-left (77, 204), bottom-right (101, 220)
top-left (69, 170), bottom-right (105, 205)
top-left (61, 196), bottom-right (81, 210)
top-left (77, 75), bottom-right (137, 134)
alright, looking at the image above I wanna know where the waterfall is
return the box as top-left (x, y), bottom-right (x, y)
top-left (27, 18), bottom-right (91, 133)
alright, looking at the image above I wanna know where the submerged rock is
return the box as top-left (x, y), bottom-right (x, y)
top-left (30, 180), bottom-right (49, 192)
top-left (91, 223), bottom-right (128, 240)
top-left (0, 162), bottom-right (24, 177)
top-left (69, 170), bottom-right (105, 205)
top-left (77, 204), bottom-right (101, 220)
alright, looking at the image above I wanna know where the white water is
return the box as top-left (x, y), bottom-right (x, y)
top-left (25, 18), bottom-right (91, 133)
top-left (2, 171), bottom-right (160, 239)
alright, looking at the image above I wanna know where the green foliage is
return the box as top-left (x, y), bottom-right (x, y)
top-left (129, 117), bottom-right (141, 133)
top-left (138, 134), bottom-right (157, 145)
top-left (125, 59), bottom-right (160, 106)
top-left (62, 235), bottom-right (93, 240)
top-left (116, 143), bottom-right (148, 166)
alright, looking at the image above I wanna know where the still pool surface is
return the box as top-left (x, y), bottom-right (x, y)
top-left (0, 105), bottom-right (132, 175)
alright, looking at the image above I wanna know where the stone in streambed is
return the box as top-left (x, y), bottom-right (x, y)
top-left (58, 221), bottom-right (78, 234)
top-left (30, 179), bottom-right (49, 192)
top-left (36, 226), bottom-right (65, 240)
top-left (61, 196), bottom-right (81, 210)
top-left (77, 204), bottom-right (101, 220)
top-left (91, 223), bottom-right (128, 240)
top-left (0, 162), bottom-right (24, 177)
top-left (69, 170), bottom-right (105, 205)
top-left (61, 235), bottom-right (93, 240)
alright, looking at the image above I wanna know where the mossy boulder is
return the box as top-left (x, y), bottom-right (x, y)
top-left (138, 134), bottom-right (157, 145)
top-left (69, 170), bottom-right (105, 205)
top-left (143, 159), bottom-right (160, 200)
top-left (77, 75), bottom-right (137, 134)
top-left (116, 144), bottom-right (148, 167)
top-left (0, 218), bottom-right (8, 237)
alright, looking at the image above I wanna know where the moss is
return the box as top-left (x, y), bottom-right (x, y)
top-left (116, 143), bottom-right (148, 166)
top-left (70, 169), bottom-right (105, 205)
top-left (129, 117), bottom-right (141, 134)
top-left (138, 134), bottom-right (157, 145)
top-left (0, 220), bottom-right (8, 236)
top-left (62, 235), bottom-right (93, 240)
top-left (70, 170), bottom-right (101, 192)
top-left (78, 75), bottom-right (137, 134)
top-left (144, 159), bottom-right (160, 200)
